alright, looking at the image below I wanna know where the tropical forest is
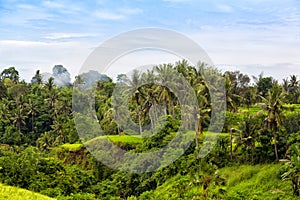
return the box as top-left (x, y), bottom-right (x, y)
top-left (0, 61), bottom-right (299, 200)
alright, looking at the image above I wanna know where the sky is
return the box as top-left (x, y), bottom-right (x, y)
top-left (0, 0), bottom-right (300, 82)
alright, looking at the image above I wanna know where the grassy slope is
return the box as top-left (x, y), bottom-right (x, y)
top-left (219, 164), bottom-right (295, 200)
top-left (137, 164), bottom-right (297, 200)
top-left (0, 183), bottom-right (55, 200)
top-left (84, 135), bottom-right (143, 146)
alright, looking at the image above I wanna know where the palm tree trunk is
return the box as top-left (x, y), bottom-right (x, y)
top-left (195, 121), bottom-right (199, 158)
top-left (18, 121), bottom-right (21, 132)
top-left (32, 115), bottom-right (34, 131)
top-left (117, 125), bottom-right (121, 135)
top-left (230, 116), bottom-right (233, 160)
top-left (138, 110), bottom-right (142, 134)
top-left (163, 102), bottom-right (167, 116)
top-left (149, 112), bottom-right (154, 134)
top-left (195, 119), bottom-right (202, 159)
top-left (250, 141), bottom-right (254, 164)
top-left (273, 130), bottom-right (279, 161)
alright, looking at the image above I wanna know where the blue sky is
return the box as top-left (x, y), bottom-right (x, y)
top-left (0, 0), bottom-right (300, 81)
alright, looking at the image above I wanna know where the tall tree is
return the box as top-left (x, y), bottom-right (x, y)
top-left (253, 73), bottom-right (274, 98)
top-left (190, 64), bottom-right (211, 158)
top-left (31, 70), bottom-right (43, 85)
top-left (260, 83), bottom-right (286, 161)
top-left (224, 73), bottom-right (240, 160)
top-left (121, 70), bottom-right (144, 134)
top-left (288, 75), bottom-right (299, 103)
top-left (1, 67), bottom-right (19, 83)
top-left (236, 114), bottom-right (258, 163)
top-left (154, 64), bottom-right (176, 116)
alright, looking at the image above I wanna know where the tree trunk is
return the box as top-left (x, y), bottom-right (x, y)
top-left (195, 120), bottom-right (199, 159)
top-left (117, 125), bottom-right (121, 135)
top-left (164, 102), bottom-right (167, 116)
top-left (149, 111), bottom-right (154, 134)
top-left (273, 130), bottom-right (279, 161)
top-left (18, 120), bottom-right (21, 132)
top-left (32, 115), bottom-right (34, 131)
top-left (230, 116), bottom-right (233, 160)
top-left (250, 141), bottom-right (254, 164)
top-left (138, 110), bottom-right (142, 134)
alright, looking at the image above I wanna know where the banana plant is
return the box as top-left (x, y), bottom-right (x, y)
top-left (281, 144), bottom-right (300, 196)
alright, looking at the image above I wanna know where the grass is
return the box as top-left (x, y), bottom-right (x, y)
top-left (59, 136), bottom-right (143, 152)
top-left (216, 164), bottom-right (296, 200)
top-left (60, 143), bottom-right (84, 152)
top-left (85, 135), bottom-right (143, 146)
top-left (137, 164), bottom-right (297, 200)
top-left (239, 104), bottom-right (300, 115)
top-left (0, 183), bottom-right (55, 200)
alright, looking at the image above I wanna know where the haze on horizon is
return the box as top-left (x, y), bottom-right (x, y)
top-left (0, 0), bottom-right (299, 82)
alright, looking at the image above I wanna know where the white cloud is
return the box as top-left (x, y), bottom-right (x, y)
top-left (44, 33), bottom-right (98, 40)
top-left (16, 4), bottom-right (37, 10)
top-left (92, 7), bottom-right (143, 20)
top-left (93, 11), bottom-right (125, 20)
top-left (42, 1), bottom-right (64, 9)
top-left (186, 24), bottom-right (300, 80)
top-left (0, 40), bottom-right (93, 81)
top-left (105, 50), bottom-right (181, 80)
top-left (0, 40), bottom-right (51, 46)
top-left (119, 8), bottom-right (143, 15)
top-left (215, 4), bottom-right (234, 13)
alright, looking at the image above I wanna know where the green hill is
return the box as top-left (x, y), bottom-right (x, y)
top-left (137, 164), bottom-right (296, 200)
top-left (0, 183), bottom-right (55, 200)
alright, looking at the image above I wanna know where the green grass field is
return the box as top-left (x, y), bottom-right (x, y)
top-left (84, 135), bottom-right (143, 146)
top-left (137, 164), bottom-right (296, 200)
top-left (0, 183), bottom-right (55, 200)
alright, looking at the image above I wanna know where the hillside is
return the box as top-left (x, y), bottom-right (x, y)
top-left (137, 164), bottom-right (296, 200)
top-left (0, 183), bottom-right (55, 200)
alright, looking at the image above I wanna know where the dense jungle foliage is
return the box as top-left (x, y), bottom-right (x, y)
top-left (0, 61), bottom-right (299, 199)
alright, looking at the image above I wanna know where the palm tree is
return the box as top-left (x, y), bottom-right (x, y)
top-left (37, 132), bottom-right (54, 151)
top-left (194, 97), bottom-right (211, 158)
top-left (154, 64), bottom-right (176, 116)
top-left (175, 59), bottom-right (190, 79)
top-left (0, 99), bottom-right (10, 131)
top-left (260, 83), bottom-right (286, 161)
top-left (27, 98), bottom-right (38, 132)
top-left (121, 70), bottom-right (144, 134)
top-left (52, 117), bottom-right (65, 145)
top-left (282, 78), bottom-right (289, 93)
top-left (11, 107), bottom-right (27, 132)
top-left (1, 67), bottom-right (19, 83)
top-left (10, 95), bottom-right (27, 132)
top-left (189, 64), bottom-right (211, 158)
top-left (225, 73), bottom-right (240, 160)
top-left (141, 69), bottom-right (159, 133)
top-left (288, 75), bottom-right (299, 103)
top-left (281, 144), bottom-right (300, 196)
top-left (236, 114), bottom-right (258, 163)
top-left (45, 90), bottom-right (59, 118)
top-left (45, 77), bottom-right (55, 92)
top-left (31, 70), bottom-right (43, 85)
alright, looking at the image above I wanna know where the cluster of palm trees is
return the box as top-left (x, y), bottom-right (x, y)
top-left (229, 74), bottom-right (300, 162)
top-left (109, 61), bottom-right (214, 156)
top-left (0, 69), bottom-right (75, 148)
top-left (92, 62), bottom-right (300, 163)
top-left (1, 64), bottom-right (300, 162)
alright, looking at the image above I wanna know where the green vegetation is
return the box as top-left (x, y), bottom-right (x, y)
top-left (0, 183), bottom-right (55, 200)
top-left (0, 63), bottom-right (299, 199)
top-left (60, 143), bottom-right (84, 152)
top-left (220, 164), bottom-right (294, 200)
top-left (85, 135), bottom-right (143, 147)
top-left (138, 164), bottom-right (297, 200)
